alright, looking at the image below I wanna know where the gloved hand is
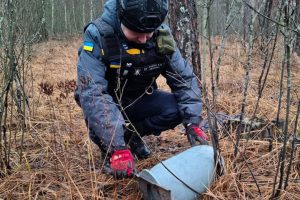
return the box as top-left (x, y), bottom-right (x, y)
top-left (186, 123), bottom-right (209, 146)
top-left (110, 149), bottom-right (135, 179)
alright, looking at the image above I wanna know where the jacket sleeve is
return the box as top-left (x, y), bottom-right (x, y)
top-left (75, 24), bottom-right (126, 152)
top-left (165, 47), bottom-right (203, 125)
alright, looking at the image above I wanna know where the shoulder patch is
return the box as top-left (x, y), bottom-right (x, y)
top-left (156, 29), bottom-right (176, 55)
top-left (83, 41), bottom-right (94, 52)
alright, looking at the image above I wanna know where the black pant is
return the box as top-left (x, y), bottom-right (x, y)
top-left (86, 90), bottom-right (182, 152)
top-left (123, 90), bottom-right (182, 136)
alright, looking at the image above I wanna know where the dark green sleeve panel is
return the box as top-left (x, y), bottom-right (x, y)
top-left (156, 25), bottom-right (176, 55)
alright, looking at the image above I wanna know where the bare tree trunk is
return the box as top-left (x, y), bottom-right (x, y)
top-left (242, 1), bottom-right (247, 43)
top-left (206, 0), bottom-right (220, 170)
top-left (295, 0), bottom-right (300, 54)
top-left (168, 0), bottom-right (201, 77)
top-left (51, 0), bottom-right (54, 34)
top-left (0, 0), bottom-right (41, 174)
top-left (64, 0), bottom-right (68, 33)
top-left (1, 0), bottom-right (17, 173)
top-left (260, 0), bottom-right (273, 37)
top-left (72, 0), bottom-right (77, 33)
top-left (40, 0), bottom-right (48, 41)
top-left (216, 0), bottom-right (240, 85)
top-left (82, 0), bottom-right (85, 27)
top-left (235, 0), bottom-right (268, 159)
top-left (274, 1), bottom-right (297, 197)
top-left (90, 0), bottom-right (93, 21)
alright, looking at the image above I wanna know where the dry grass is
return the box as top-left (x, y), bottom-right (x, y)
top-left (0, 37), bottom-right (299, 199)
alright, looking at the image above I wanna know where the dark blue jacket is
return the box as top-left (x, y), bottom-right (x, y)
top-left (75, 0), bottom-right (202, 152)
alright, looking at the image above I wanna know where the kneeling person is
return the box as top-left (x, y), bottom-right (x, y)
top-left (75, 0), bottom-right (208, 179)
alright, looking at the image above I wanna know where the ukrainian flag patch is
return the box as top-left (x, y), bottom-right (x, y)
top-left (83, 41), bottom-right (94, 52)
top-left (110, 62), bottom-right (121, 69)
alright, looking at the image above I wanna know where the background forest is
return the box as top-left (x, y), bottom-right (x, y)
top-left (0, 0), bottom-right (299, 199)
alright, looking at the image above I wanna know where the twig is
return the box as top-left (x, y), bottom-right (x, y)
top-left (215, 0), bottom-right (239, 85)
top-left (284, 99), bottom-right (300, 189)
top-left (274, 3), bottom-right (295, 196)
top-left (243, 0), bottom-right (299, 34)
top-left (234, 7), bottom-right (254, 160)
top-left (244, 0), bottom-right (282, 150)
top-left (204, 0), bottom-right (220, 168)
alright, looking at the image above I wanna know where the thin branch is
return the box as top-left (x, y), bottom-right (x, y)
top-left (207, 0), bottom-right (220, 166)
top-left (284, 99), bottom-right (300, 189)
top-left (274, 2), bottom-right (295, 196)
top-left (243, 0), bottom-right (299, 34)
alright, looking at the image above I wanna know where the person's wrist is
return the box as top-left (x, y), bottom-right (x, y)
top-left (185, 123), bottom-right (198, 129)
top-left (113, 145), bottom-right (128, 151)
top-left (186, 123), bottom-right (192, 127)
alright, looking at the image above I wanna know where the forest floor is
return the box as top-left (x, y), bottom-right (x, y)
top-left (0, 37), bottom-right (299, 199)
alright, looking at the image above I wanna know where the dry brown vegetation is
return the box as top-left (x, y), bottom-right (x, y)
top-left (0, 37), bottom-right (299, 199)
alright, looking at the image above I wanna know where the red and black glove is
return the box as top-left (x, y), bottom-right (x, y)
top-left (186, 124), bottom-right (209, 146)
top-left (110, 149), bottom-right (135, 179)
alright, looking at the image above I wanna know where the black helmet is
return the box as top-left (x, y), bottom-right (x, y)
top-left (117, 0), bottom-right (169, 33)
